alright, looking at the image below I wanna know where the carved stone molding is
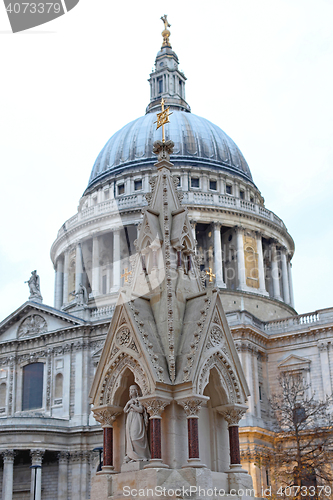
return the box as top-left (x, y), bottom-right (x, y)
top-left (140, 397), bottom-right (171, 418)
top-left (217, 404), bottom-right (248, 426)
top-left (92, 405), bottom-right (122, 427)
top-left (176, 396), bottom-right (209, 417)
top-left (18, 314), bottom-right (47, 338)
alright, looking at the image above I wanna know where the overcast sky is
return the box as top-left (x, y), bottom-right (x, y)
top-left (0, 0), bottom-right (332, 320)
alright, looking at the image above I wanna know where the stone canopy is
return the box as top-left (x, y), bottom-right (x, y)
top-left (89, 140), bottom-right (252, 499)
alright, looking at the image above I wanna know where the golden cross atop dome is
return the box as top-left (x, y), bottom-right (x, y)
top-left (155, 98), bottom-right (172, 143)
top-left (160, 14), bottom-right (171, 47)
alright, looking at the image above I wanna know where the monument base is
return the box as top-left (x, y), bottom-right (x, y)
top-left (90, 465), bottom-right (254, 500)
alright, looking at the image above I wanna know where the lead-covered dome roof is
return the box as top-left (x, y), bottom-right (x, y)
top-left (86, 110), bottom-right (253, 192)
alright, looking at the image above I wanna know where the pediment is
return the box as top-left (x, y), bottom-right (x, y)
top-left (176, 291), bottom-right (249, 405)
top-left (0, 301), bottom-right (84, 342)
top-left (278, 354), bottom-right (311, 371)
top-left (89, 292), bottom-right (170, 408)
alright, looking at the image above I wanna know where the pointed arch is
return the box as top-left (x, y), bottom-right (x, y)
top-left (100, 354), bottom-right (151, 406)
top-left (196, 352), bottom-right (243, 405)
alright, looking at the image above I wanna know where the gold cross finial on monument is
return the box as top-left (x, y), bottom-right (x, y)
top-left (121, 267), bottom-right (132, 283)
top-left (154, 98), bottom-right (172, 143)
top-left (206, 267), bottom-right (216, 283)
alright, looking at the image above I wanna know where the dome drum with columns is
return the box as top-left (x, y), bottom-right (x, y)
top-left (51, 25), bottom-right (295, 323)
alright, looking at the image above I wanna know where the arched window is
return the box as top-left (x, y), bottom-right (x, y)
top-left (22, 363), bottom-right (43, 411)
top-left (0, 383), bottom-right (6, 408)
top-left (54, 373), bottom-right (63, 402)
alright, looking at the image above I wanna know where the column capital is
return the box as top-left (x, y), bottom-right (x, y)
top-left (57, 451), bottom-right (69, 464)
top-left (213, 222), bottom-right (222, 230)
top-left (92, 405), bottom-right (122, 427)
top-left (2, 449), bottom-right (15, 463)
top-left (176, 395), bottom-right (209, 417)
top-left (235, 225), bottom-right (245, 234)
top-left (140, 397), bottom-right (171, 418)
top-left (30, 449), bottom-right (45, 465)
top-left (216, 404), bottom-right (248, 426)
top-left (255, 230), bottom-right (264, 239)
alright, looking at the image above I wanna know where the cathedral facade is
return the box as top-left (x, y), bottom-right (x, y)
top-left (0, 21), bottom-right (332, 500)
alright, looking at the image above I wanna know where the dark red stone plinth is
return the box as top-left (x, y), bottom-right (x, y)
top-left (150, 418), bottom-right (162, 459)
top-left (229, 425), bottom-right (240, 465)
top-left (188, 418), bottom-right (199, 459)
top-left (103, 427), bottom-right (113, 467)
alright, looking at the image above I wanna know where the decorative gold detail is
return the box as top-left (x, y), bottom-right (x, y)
top-left (160, 15), bottom-right (171, 47)
top-left (154, 98), bottom-right (172, 143)
top-left (206, 267), bottom-right (216, 283)
top-left (243, 235), bottom-right (259, 288)
top-left (121, 267), bottom-right (132, 283)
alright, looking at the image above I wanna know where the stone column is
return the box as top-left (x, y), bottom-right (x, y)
top-left (256, 232), bottom-right (268, 295)
top-left (253, 350), bottom-right (261, 419)
top-left (91, 236), bottom-right (100, 297)
top-left (177, 397), bottom-right (208, 468)
top-left (319, 342), bottom-right (332, 396)
top-left (2, 450), bottom-right (15, 500)
top-left (236, 227), bottom-right (246, 290)
top-left (112, 229), bottom-right (121, 292)
top-left (57, 452), bottom-right (68, 500)
top-left (92, 406), bottom-right (122, 473)
top-left (141, 398), bottom-right (171, 468)
top-left (30, 450), bottom-right (44, 500)
top-left (217, 404), bottom-right (248, 473)
top-left (54, 257), bottom-right (64, 310)
top-left (75, 243), bottom-right (84, 292)
top-left (63, 251), bottom-right (69, 305)
top-left (280, 247), bottom-right (290, 304)
top-left (271, 243), bottom-right (282, 301)
top-left (214, 223), bottom-right (226, 288)
top-left (70, 452), bottom-right (82, 500)
top-left (243, 344), bottom-right (255, 415)
top-left (288, 259), bottom-right (295, 308)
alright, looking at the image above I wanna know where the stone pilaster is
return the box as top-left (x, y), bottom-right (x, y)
top-left (256, 232), bottom-right (268, 295)
top-left (57, 452), bottom-right (69, 500)
top-left (112, 229), bottom-right (121, 292)
top-left (281, 247), bottom-right (290, 304)
top-left (236, 227), bottom-right (246, 290)
top-left (63, 250), bottom-right (69, 304)
top-left (141, 397), bottom-right (171, 468)
top-left (288, 259), bottom-right (295, 308)
top-left (217, 404), bottom-right (248, 473)
top-left (271, 243), bottom-right (282, 301)
top-left (54, 257), bottom-right (64, 310)
top-left (30, 449), bottom-right (44, 500)
top-left (2, 450), bottom-right (15, 500)
top-left (319, 342), bottom-right (332, 396)
top-left (214, 222), bottom-right (226, 288)
top-left (75, 243), bottom-right (84, 292)
top-left (91, 236), bottom-right (100, 297)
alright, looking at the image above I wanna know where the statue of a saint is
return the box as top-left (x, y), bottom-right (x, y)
top-left (71, 283), bottom-right (88, 306)
top-left (123, 385), bottom-right (150, 463)
top-left (25, 270), bottom-right (43, 301)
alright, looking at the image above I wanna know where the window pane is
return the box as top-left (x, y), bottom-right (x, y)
top-left (134, 180), bottom-right (142, 191)
top-left (210, 180), bottom-right (217, 191)
top-left (22, 363), bottom-right (43, 410)
top-left (191, 178), bottom-right (199, 188)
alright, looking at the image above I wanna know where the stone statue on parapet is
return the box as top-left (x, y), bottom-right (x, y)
top-left (70, 283), bottom-right (88, 306)
top-left (123, 385), bottom-right (150, 463)
top-left (25, 270), bottom-right (43, 302)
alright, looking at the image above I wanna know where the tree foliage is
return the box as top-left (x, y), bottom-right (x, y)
top-left (269, 372), bottom-right (333, 490)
